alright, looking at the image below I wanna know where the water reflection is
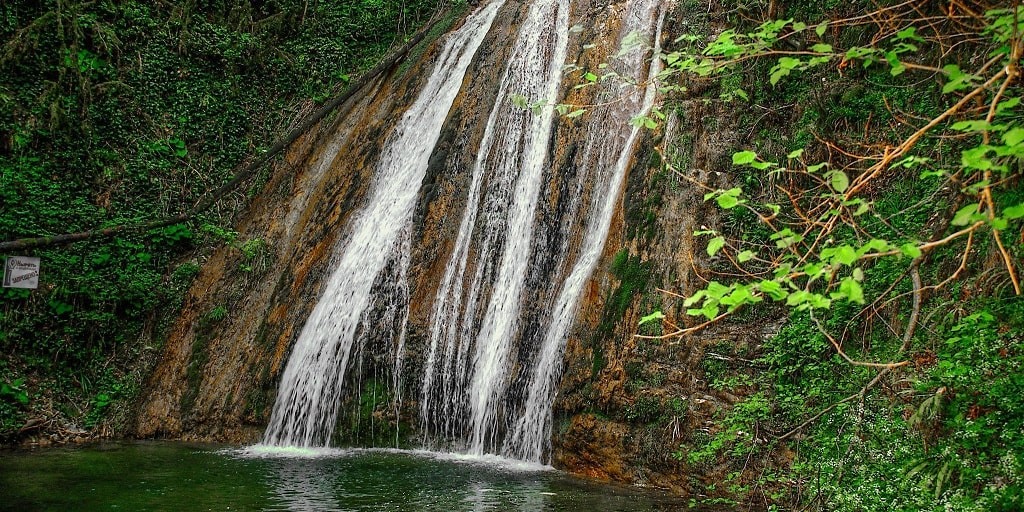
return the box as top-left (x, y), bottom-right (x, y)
top-left (0, 443), bottom-right (692, 512)
top-left (268, 459), bottom-right (341, 512)
top-left (514, 482), bottom-right (551, 511)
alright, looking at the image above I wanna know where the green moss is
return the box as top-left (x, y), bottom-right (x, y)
top-left (608, 248), bottom-right (654, 319)
top-left (179, 333), bottom-right (209, 415)
top-left (334, 378), bottom-right (413, 448)
top-left (623, 395), bottom-right (663, 424)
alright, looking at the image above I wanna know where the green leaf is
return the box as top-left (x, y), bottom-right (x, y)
top-left (859, 239), bottom-right (891, 254)
top-left (706, 281), bottom-right (731, 299)
top-left (716, 194), bottom-right (739, 209)
top-left (771, 228), bottom-right (803, 248)
top-left (829, 170), bottom-right (850, 193)
top-left (707, 236), bottom-right (726, 256)
top-left (815, 22), bottom-right (828, 37)
top-left (807, 294), bottom-right (832, 309)
top-left (786, 290), bottom-right (810, 307)
top-left (839, 277), bottom-right (865, 304)
top-left (1003, 203), bottom-right (1024, 219)
top-left (770, 68), bottom-right (790, 85)
top-left (49, 300), bottom-right (73, 315)
top-left (778, 57), bottom-right (801, 70)
top-left (566, 109), bottom-right (587, 119)
top-left (787, 148), bottom-right (804, 159)
top-left (732, 151), bottom-right (757, 165)
top-left (1002, 128), bottom-right (1024, 146)
top-left (996, 97), bottom-right (1020, 114)
top-left (845, 199), bottom-right (870, 216)
top-left (951, 204), bottom-right (979, 226)
top-left (700, 303), bottom-right (720, 320)
top-left (811, 43), bottom-right (833, 53)
top-left (951, 120), bottom-right (1003, 132)
top-left (758, 280), bottom-right (788, 300)
top-left (803, 263), bottom-right (825, 279)
top-left (961, 146), bottom-right (992, 170)
top-left (683, 290), bottom-right (706, 307)
top-left (738, 250), bottom-right (756, 263)
top-left (715, 188), bottom-right (743, 209)
top-left (833, 245), bottom-right (858, 266)
top-left (720, 287), bottom-right (754, 308)
top-left (807, 162), bottom-right (828, 173)
top-left (895, 26), bottom-right (924, 42)
top-left (900, 243), bottom-right (922, 258)
top-left (852, 268), bottom-right (864, 282)
top-left (639, 311), bottom-right (665, 326)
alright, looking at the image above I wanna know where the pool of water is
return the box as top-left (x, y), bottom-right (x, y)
top-left (0, 442), bottom-right (694, 511)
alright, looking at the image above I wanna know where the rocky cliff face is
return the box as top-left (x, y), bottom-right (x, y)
top-left (549, 94), bottom-right (787, 492)
top-left (134, 0), bottom-right (773, 496)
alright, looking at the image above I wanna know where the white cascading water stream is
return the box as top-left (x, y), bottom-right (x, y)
top-left (504, 0), bottom-right (668, 462)
top-left (263, 0), bottom-right (669, 462)
top-left (261, 2), bottom-right (503, 447)
top-left (418, 0), bottom-right (571, 455)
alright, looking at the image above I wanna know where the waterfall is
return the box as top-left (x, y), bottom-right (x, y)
top-left (418, 0), bottom-right (571, 455)
top-left (261, 2), bottom-right (503, 447)
top-left (261, 0), bottom-right (668, 460)
top-left (418, 0), bottom-right (667, 462)
top-left (505, 0), bottom-right (668, 462)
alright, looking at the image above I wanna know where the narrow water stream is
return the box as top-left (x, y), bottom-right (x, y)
top-left (0, 442), bottom-right (701, 511)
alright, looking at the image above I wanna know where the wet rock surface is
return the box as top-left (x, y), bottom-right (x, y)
top-left (133, 0), bottom-right (780, 500)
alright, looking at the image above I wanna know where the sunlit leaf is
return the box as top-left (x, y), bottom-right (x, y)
top-left (639, 310), bottom-right (665, 326)
top-left (900, 243), bottom-right (922, 258)
top-left (732, 151), bottom-right (757, 165)
top-left (839, 277), bottom-right (864, 304)
top-left (758, 280), bottom-right (788, 300)
top-left (951, 204), bottom-right (979, 226)
top-left (1003, 203), bottom-right (1024, 219)
top-left (829, 170), bottom-right (850, 193)
top-left (1002, 128), bottom-right (1024, 146)
top-left (707, 236), bottom-right (726, 256)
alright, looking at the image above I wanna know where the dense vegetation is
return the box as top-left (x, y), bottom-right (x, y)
top-left (647, 0), bottom-right (1024, 509)
top-left (3, 0), bottom-right (1021, 509)
top-left (0, 0), bottom-right (438, 442)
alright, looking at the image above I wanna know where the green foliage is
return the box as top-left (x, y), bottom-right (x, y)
top-left (647, 2), bottom-right (1024, 509)
top-left (0, 0), bottom-right (439, 440)
top-left (0, 375), bottom-right (29, 438)
top-left (623, 395), bottom-right (663, 424)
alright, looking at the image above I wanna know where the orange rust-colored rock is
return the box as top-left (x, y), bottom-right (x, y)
top-left (133, 0), bottom-right (782, 501)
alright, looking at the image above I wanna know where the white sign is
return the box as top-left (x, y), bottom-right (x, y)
top-left (3, 256), bottom-right (40, 289)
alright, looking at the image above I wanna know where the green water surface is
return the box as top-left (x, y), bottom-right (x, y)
top-left (0, 442), bottom-right (692, 511)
